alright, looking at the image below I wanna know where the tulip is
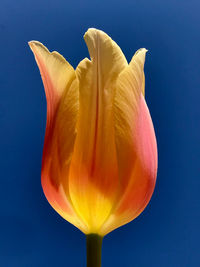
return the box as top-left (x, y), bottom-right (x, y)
top-left (29, 28), bottom-right (157, 267)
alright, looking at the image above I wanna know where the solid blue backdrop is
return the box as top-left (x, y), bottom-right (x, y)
top-left (0, 0), bottom-right (199, 266)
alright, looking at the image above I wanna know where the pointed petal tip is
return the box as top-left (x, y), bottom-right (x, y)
top-left (28, 40), bottom-right (35, 50)
top-left (28, 40), bottom-right (37, 44)
top-left (28, 40), bottom-right (40, 48)
top-left (28, 40), bottom-right (48, 52)
top-left (138, 48), bottom-right (148, 62)
top-left (142, 48), bottom-right (148, 52)
top-left (129, 48), bottom-right (148, 70)
top-left (84, 27), bottom-right (99, 37)
top-left (83, 28), bottom-right (109, 41)
top-left (135, 48), bottom-right (148, 56)
top-left (28, 41), bottom-right (50, 57)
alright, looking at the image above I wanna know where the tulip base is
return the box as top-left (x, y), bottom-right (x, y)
top-left (86, 234), bottom-right (103, 267)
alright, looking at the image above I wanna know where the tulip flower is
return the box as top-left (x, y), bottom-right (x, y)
top-left (29, 28), bottom-right (157, 267)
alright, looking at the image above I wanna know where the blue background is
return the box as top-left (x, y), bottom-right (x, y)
top-left (0, 0), bottom-right (199, 266)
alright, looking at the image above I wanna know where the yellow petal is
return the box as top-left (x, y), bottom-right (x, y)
top-left (100, 49), bottom-right (157, 235)
top-left (113, 48), bottom-right (147, 189)
top-left (129, 48), bottom-right (147, 96)
top-left (29, 41), bottom-right (75, 128)
top-left (29, 42), bottom-right (88, 233)
top-left (68, 28), bottom-right (128, 234)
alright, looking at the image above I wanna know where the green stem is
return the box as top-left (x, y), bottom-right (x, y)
top-left (86, 234), bottom-right (103, 267)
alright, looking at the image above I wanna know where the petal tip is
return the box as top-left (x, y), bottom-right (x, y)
top-left (84, 27), bottom-right (98, 37)
top-left (28, 40), bottom-right (35, 50)
top-left (135, 48), bottom-right (148, 56)
top-left (28, 40), bottom-right (39, 48)
top-left (129, 48), bottom-right (148, 70)
top-left (28, 40), bottom-right (48, 53)
top-left (83, 28), bottom-right (109, 43)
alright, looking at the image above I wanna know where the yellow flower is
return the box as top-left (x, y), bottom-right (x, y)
top-left (29, 28), bottom-right (157, 237)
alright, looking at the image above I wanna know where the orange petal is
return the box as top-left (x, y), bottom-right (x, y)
top-left (68, 28), bottom-right (128, 233)
top-left (113, 48), bottom-right (147, 189)
top-left (29, 42), bottom-right (88, 233)
top-left (29, 41), bottom-right (75, 136)
top-left (100, 50), bottom-right (157, 235)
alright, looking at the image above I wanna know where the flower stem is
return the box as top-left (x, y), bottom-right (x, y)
top-left (86, 234), bottom-right (103, 267)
